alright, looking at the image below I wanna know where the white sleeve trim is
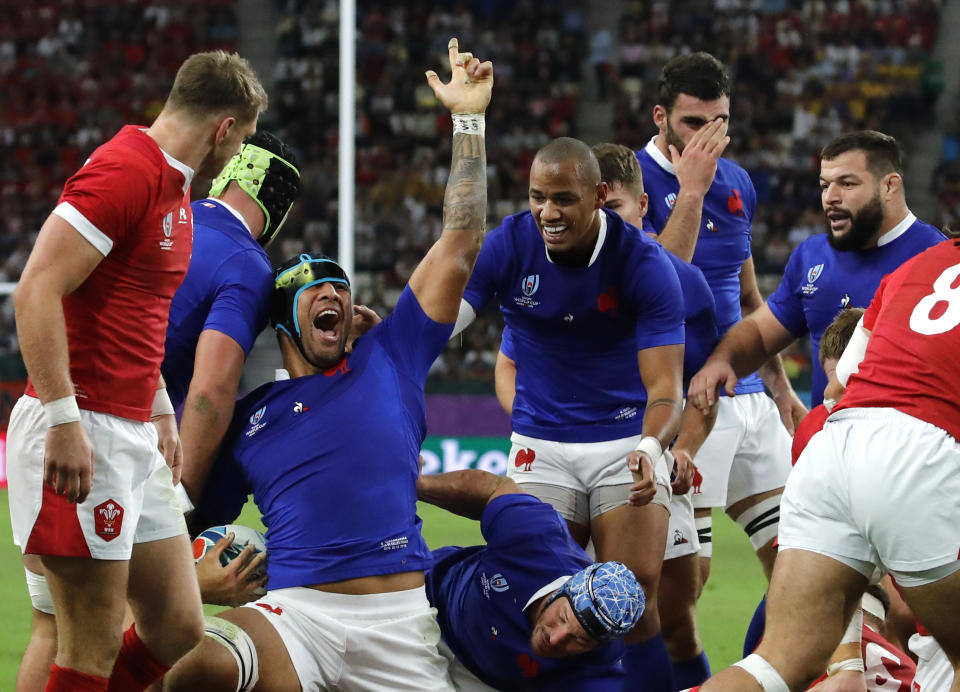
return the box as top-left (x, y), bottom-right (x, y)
top-left (835, 316), bottom-right (871, 387)
top-left (451, 299), bottom-right (477, 338)
top-left (52, 202), bottom-right (113, 256)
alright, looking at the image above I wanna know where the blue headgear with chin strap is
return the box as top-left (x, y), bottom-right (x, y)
top-left (271, 253), bottom-right (351, 352)
top-left (545, 561), bottom-right (644, 642)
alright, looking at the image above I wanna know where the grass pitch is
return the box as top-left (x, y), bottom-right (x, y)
top-left (0, 491), bottom-right (765, 687)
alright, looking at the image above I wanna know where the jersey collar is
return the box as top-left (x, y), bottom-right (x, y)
top-left (544, 210), bottom-right (608, 268)
top-left (875, 211), bottom-right (916, 247)
top-left (138, 127), bottom-right (195, 193)
top-left (206, 198), bottom-right (252, 234)
top-left (525, 575), bottom-right (571, 612)
top-left (644, 136), bottom-right (675, 176)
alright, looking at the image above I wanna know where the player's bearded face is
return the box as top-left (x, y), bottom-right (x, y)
top-left (530, 596), bottom-right (598, 658)
top-left (826, 190), bottom-right (884, 251)
top-left (529, 158), bottom-right (603, 262)
top-left (659, 94), bottom-right (730, 155)
top-left (296, 282), bottom-right (353, 369)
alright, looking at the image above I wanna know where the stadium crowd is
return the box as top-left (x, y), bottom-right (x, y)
top-left (0, 0), bottom-right (949, 391)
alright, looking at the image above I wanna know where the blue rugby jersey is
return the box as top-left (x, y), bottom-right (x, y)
top-left (162, 199), bottom-right (273, 408)
top-left (194, 287), bottom-right (453, 589)
top-left (426, 493), bottom-right (626, 691)
top-left (638, 138), bottom-right (765, 395)
top-left (464, 209), bottom-right (686, 443)
top-left (767, 213), bottom-right (944, 406)
top-left (499, 252), bottom-right (717, 391)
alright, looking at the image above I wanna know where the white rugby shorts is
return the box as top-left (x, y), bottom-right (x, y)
top-left (691, 393), bottom-right (792, 510)
top-left (507, 432), bottom-right (672, 522)
top-left (664, 491), bottom-right (700, 560)
top-left (7, 395), bottom-right (186, 559)
top-left (780, 408), bottom-right (960, 582)
top-left (242, 586), bottom-right (453, 691)
top-left (910, 632), bottom-right (955, 691)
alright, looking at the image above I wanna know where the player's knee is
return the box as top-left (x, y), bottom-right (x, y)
top-left (166, 616), bottom-right (259, 692)
top-left (659, 606), bottom-right (700, 660)
top-left (733, 494), bottom-right (781, 552)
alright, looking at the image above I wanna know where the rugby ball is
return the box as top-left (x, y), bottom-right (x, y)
top-left (193, 524), bottom-right (268, 595)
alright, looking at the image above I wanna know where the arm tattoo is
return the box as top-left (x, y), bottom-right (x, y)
top-left (443, 132), bottom-right (487, 233)
top-left (647, 398), bottom-right (682, 412)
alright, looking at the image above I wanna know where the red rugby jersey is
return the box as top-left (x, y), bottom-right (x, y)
top-left (836, 239), bottom-right (960, 441)
top-left (25, 125), bottom-right (193, 421)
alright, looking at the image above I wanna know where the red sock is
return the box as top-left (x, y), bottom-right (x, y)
top-left (46, 664), bottom-right (109, 691)
top-left (107, 625), bottom-right (171, 692)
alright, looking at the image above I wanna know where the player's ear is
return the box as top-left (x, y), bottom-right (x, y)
top-left (214, 115), bottom-right (238, 146)
top-left (653, 104), bottom-right (667, 130)
top-left (639, 192), bottom-right (649, 219)
top-left (595, 181), bottom-right (608, 209)
top-left (883, 172), bottom-right (902, 199)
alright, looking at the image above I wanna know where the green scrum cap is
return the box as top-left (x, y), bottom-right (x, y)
top-left (209, 131), bottom-right (300, 247)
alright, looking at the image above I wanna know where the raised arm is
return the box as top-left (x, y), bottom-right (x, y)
top-left (417, 469), bottom-right (523, 521)
top-left (408, 39), bottom-right (493, 323)
top-left (14, 213), bottom-right (105, 503)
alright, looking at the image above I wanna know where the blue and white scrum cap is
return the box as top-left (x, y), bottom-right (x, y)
top-left (546, 561), bottom-right (644, 642)
top-left (209, 131), bottom-right (300, 247)
top-left (271, 253), bottom-right (350, 343)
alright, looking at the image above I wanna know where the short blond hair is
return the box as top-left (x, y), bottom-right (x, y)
top-left (166, 51), bottom-right (268, 123)
top-left (819, 307), bottom-right (865, 365)
top-left (592, 143), bottom-right (644, 198)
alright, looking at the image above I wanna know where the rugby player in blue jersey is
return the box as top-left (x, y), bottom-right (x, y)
top-left (494, 142), bottom-right (721, 689)
top-left (419, 468), bottom-right (644, 691)
top-left (637, 53), bottom-right (803, 614)
top-left (690, 130), bottom-right (945, 413)
top-left (455, 136), bottom-right (687, 691)
top-left (163, 39), bottom-right (492, 692)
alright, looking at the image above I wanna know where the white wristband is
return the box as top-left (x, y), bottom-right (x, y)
top-left (826, 658), bottom-right (865, 676)
top-left (43, 395), bottom-right (81, 427)
top-left (152, 388), bottom-right (175, 418)
top-left (452, 113), bottom-right (485, 137)
top-left (840, 608), bottom-right (863, 645)
top-left (635, 436), bottom-right (662, 462)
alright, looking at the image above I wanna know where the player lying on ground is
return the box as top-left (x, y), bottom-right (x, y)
top-left (418, 468), bottom-right (644, 690)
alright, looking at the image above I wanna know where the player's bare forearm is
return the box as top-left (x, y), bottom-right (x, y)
top-left (638, 344), bottom-right (685, 447)
top-left (409, 41), bottom-right (492, 323)
top-left (179, 389), bottom-right (236, 501)
top-left (673, 399), bottom-right (718, 459)
top-left (417, 469), bottom-right (521, 520)
top-left (654, 189), bottom-right (705, 262)
top-left (710, 316), bottom-right (777, 378)
top-left (757, 354), bottom-right (793, 399)
top-left (13, 282), bottom-right (74, 401)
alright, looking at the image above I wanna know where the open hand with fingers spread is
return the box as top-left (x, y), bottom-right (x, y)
top-left (425, 38), bottom-right (493, 115)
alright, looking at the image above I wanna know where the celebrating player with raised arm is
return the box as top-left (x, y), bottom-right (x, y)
top-left (455, 136), bottom-right (686, 689)
top-left (701, 237), bottom-right (960, 692)
top-left (7, 52), bottom-right (266, 692)
top-left (163, 39), bottom-right (491, 692)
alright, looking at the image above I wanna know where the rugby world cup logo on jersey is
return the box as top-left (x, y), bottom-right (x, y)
top-left (522, 274), bottom-right (540, 297)
top-left (246, 406), bottom-right (268, 437)
top-left (802, 263), bottom-right (824, 296)
top-left (665, 192), bottom-right (677, 210)
top-left (481, 571), bottom-right (510, 599)
top-left (514, 274), bottom-right (542, 308)
top-left (160, 211), bottom-right (176, 251)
